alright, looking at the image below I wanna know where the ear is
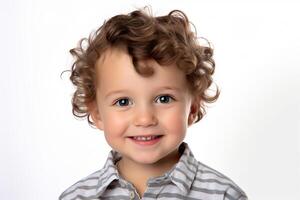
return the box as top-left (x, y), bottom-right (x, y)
top-left (188, 96), bottom-right (200, 126)
top-left (88, 101), bottom-right (104, 130)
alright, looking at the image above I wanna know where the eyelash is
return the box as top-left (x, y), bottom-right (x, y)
top-left (113, 94), bottom-right (175, 107)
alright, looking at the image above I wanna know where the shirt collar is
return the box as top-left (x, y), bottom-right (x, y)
top-left (95, 142), bottom-right (198, 197)
top-left (169, 142), bottom-right (198, 195)
top-left (95, 150), bottom-right (121, 196)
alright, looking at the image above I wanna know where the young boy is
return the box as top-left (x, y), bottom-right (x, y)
top-left (59, 7), bottom-right (248, 200)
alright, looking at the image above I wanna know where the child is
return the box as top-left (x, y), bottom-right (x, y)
top-left (59, 7), bottom-right (248, 200)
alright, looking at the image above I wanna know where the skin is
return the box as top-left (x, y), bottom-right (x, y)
top-left (89, 46), bottom-right (199, 197)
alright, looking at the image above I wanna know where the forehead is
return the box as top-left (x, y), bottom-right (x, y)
top-left (94, 47), bottom-right (190, 96)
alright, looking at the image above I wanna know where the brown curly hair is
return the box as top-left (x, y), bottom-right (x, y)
top-left (64, 7), bottom-right (220, 127)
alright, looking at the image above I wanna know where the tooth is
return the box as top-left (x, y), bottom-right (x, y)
top-left (133, 136), bottom-right (159, 141)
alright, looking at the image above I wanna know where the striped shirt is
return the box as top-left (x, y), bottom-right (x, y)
top-left (59, 142), bottom-right (247, 200)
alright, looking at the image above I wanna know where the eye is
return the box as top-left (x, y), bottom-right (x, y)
top-left (155, 95), bottom-right (174, 104)
top-left (114, 98), bottom-right (132, 107)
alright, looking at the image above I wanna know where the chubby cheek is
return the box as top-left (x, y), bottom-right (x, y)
top-left (102, 112), bottom-right (129, 143)
top-left (160, 105), bottom-right (189, 137)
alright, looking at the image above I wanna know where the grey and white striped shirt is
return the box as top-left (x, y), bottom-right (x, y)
top-left (59, 142), bottom-right (247, 200)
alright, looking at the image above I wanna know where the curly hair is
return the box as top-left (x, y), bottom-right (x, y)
top-left (64, 7), bottom-right (220, 127)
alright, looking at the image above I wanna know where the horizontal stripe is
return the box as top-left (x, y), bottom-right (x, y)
top-left (194, 177), bottom-right (237, 187)
top-left (101, 195), bottom-right (129, 200)
top-left (65, 194), bottom-right (101, 200)
top-left (190, 185), bottom-right (226, 195)
top-left (144, 192), bottom-right (205, 200)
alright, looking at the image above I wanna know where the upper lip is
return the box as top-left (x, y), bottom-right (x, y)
top-left (127, 134), bottom-right (163, 137)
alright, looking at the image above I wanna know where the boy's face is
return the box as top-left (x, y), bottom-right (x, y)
top-left (90, 47), bottom-right (198, 165)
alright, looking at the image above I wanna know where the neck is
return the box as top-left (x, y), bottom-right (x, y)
top-left (116, 149), bottom-right (181, 197)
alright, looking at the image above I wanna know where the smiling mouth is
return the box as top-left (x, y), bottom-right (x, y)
top-left (128, 135), bottom-right (163, 141)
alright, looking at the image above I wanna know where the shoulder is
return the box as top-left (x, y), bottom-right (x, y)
top-left (193, 161), bottom-right (248, 200)
top-left (175, 143), bottom-right (248, 199)
top-left (58, 169), bottom-right (105, 200)
top-left (58, 150), bottom-right (121, 200)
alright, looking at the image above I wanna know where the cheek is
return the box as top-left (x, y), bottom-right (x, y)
top-left (103, 111), bottom-right (129, 137)
top-left (160, 105), bottom-right (189, 134)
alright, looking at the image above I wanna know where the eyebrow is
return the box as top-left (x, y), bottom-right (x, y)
top-left (158, 86), bottom-right (181, 92)
top-left (104, 86), bottom-right (181, 99)
top-left (104, 89), bottom-right (130, 99)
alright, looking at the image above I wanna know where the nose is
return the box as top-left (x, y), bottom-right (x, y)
top-left (133, 104), bottom-right (158, 127)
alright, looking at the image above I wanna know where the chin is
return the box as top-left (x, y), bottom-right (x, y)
top-left (132, 156), bottom-right (162, 165)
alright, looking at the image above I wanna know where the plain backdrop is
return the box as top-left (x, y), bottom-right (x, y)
top-left (1, 0), bottom-right (300, 199)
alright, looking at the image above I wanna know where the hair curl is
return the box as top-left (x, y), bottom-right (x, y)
top-left (64, 7), bottom-right (220, 127)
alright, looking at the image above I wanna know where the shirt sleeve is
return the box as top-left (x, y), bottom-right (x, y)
top-left (238, 196), bottom-right (248, 200)
top-left (224, 186), bottom-right (248, 200)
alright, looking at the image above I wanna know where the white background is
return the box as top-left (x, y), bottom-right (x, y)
top-left (1, 0), bottom-right (300, 199)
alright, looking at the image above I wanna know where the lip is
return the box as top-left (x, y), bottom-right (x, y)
top-left (127, 134), bottom-right (162, 137)
top-left (127, 135), bottom-right (163, 146)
